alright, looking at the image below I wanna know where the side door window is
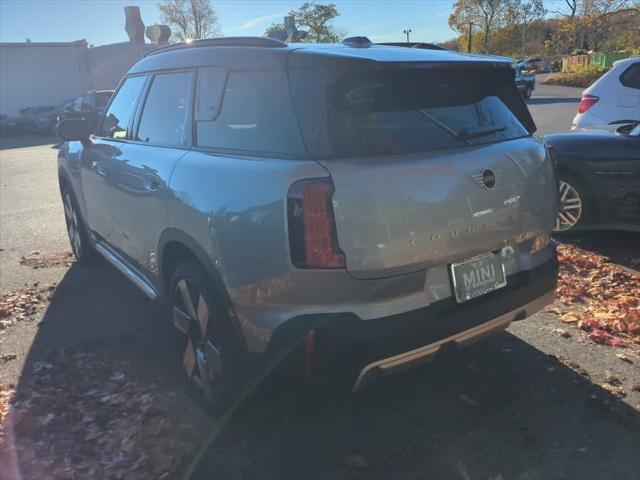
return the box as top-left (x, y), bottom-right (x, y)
top-left (135, 71), bottom-right (192, 146)
top-left (98, 75), bottom-right (147, 139)
top-left (80, 95), bottom-right (93, 112)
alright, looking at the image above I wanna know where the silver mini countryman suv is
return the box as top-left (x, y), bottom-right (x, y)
top-left (57, 36), bottom-right (558, 408)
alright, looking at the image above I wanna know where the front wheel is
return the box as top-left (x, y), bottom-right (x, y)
top-left (523, 86), bottom-right (533, 100)
top-left (61, 188), bottom-right (96, 263)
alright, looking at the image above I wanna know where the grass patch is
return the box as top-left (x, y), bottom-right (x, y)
top-left (542, 65), bottom-right (607, 88)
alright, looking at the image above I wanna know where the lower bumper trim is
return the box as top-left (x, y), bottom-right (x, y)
top-left (352, 289), bottom-right (555, 391)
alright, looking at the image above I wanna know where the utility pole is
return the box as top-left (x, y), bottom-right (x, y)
top-left (467, 22), bottom-right (474, 52)
top-left (403, 28), bottom-right (412, 42)
top-left (521, 23), bottom-right (526, 59)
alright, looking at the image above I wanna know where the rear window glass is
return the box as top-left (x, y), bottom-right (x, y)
top-left (196, 70), bottom-right (305, 156)
top-left (329, 70), bottom-right (529, 157)
top-left (291, 66), bottom-right (531, 158)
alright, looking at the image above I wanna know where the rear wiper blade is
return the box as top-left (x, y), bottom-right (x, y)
top-left (457, 125), bottom-right (506, 141)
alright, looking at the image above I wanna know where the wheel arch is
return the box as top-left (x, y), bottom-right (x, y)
top-left (158, 228), bottom-right (247, 349)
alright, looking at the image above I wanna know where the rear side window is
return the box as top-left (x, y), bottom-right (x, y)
top-left (620, 63), bottom-right (640, 89)
top-left (136, 71), bottom-right (192, 146)
top-left (98, 75), bottom-right (146, 139)
top-left (196, 70), bottom-right (305, 156)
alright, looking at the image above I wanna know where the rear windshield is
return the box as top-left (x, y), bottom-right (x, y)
top-left (291, 66), bottom-right (531, 158)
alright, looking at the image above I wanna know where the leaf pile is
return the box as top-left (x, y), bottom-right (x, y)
top-left (0, 283), bottom-right (55, 332)
top-left (19, 251), bottom-right (74, 270)
top-left (553, 243), bottom-right (640, 346)
top-left (0, 347), bottom-right (212, 480)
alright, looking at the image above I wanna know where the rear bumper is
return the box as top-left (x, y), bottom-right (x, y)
top-left (265, 253), bottom-right (557, 388)
top-left (353, 289), bottom-right (554, 390)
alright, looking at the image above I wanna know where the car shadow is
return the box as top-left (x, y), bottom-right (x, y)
top-left (4, 261), bottom-right (640, 479)
top-left (528, 97), bottom-right (580, 105)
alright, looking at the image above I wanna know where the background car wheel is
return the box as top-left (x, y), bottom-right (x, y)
top-left (524, 86), bottom-right (533, 99)
top-left (61, 187), bottom-right (96, 263)
top-left (554, 175), bottom-right (591, 232)
top-left (169, 260), bottom-right (242, 410)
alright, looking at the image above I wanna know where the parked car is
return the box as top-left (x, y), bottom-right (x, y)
top-left (57, 90), bottom-right (113, 132)
top-left (515, 65), bottom-right (535, 99)
top-left (545, 122), bottom-right (640, 232)
top-left (22, 105), bottom-right (60, 134)
top-left (56, 37), bottom-right (558, 408)
top-left (572, 56), bottom-right (640, 129)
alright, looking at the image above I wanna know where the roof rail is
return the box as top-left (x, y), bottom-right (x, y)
top-left (341, 36), bottom-right (372, 48)
top-left (145, 36), bottom-right (287, 57)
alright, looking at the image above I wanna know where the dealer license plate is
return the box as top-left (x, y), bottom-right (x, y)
top-left (450, 252), bottom-right (507, 303)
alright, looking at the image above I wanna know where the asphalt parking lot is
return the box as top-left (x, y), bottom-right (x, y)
top-left (1, 83), bottom-right (639, 480)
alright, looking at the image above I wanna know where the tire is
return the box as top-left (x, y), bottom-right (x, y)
top-left (524, 86), bottom-right (533, 100)
top-left (169, 259), bottom-right (242, 410)
top-left (554, 174), bottom-right (592, 232)
top-left (61, 186), bottom-right (97, 263)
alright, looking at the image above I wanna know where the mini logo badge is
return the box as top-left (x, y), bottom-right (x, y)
top-left (472, 169), bottom-right (498, 190)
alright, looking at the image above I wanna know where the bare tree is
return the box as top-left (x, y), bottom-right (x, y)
top-left (157, 0), bottom-right (221, 41)
top-left (449, 0), bottom-right (511, 52)
top-left (507, 0), bottom-right (545, 57)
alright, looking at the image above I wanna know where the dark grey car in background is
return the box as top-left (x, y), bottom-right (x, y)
top-left (56, 37), bottom-right (558, 408)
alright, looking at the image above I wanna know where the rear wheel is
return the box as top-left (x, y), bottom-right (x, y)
top-left (523, 86), bottom-right (533, 100)
top-left (169, 260), bottom-right (240, 410)
top-left (554, 175), bottom-right (590, 232)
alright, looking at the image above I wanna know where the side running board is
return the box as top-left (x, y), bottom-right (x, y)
top-left (94, 243), bottom-right (158, 300)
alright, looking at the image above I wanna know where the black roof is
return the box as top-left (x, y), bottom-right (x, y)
top-left (129, 37), bottom-right (513, 75)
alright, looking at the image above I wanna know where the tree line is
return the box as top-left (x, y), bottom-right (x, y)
top-left (156, 0), bottom-right (639, 56)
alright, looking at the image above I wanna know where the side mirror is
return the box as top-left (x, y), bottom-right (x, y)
top-left (56, 118), bottom-right (93, 143)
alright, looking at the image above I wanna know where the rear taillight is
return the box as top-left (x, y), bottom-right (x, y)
top-left (577, 94), bottom-right (599, 114)
top-left (288, 178), bottom-right (345, 269)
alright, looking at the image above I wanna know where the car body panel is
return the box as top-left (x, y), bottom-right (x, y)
top-left (573, 57), bottom-right (640, 129)
top-left (319, 137), bottom-right (556, 279)
top-left (544, 125), bottom-right (640, 227)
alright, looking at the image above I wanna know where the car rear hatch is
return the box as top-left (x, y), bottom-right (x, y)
top-left (290, 55), bottom-right (555, 279)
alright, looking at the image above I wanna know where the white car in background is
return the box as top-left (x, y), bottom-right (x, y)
top-left (572, 56), bottom-right (640, 129)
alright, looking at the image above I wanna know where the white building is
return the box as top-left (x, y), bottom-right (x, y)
top-left (0, 7), bottom-right (165, 117)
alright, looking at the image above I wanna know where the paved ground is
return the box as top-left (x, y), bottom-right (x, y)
top-left (526, 82), bottom-right (583, 135)
top-left (1, 84), bottom-right (639, 479)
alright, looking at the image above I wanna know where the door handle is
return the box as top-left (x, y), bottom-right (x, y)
top-left (143, 177), bottom-right (161, 192)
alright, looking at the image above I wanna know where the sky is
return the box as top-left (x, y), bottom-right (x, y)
top-left (0, 0), bottom-right (459, 46)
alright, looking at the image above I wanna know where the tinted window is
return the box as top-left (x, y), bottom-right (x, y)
top-left (620, 63), bottom-right (640, 89)
top-left (72, 96), bottom-right (83, 112)
top-left (292, 67), bottom-right (530, 158)
top-left (95, 92), bottom-right (112, 109)
top-left (196, 70), bottom-right (305, 155)
top-left (137, 71), bottom-right (191, 146)
top-left (80, 95), bottom-right (93, 110)
top-left (196, 67), bottom-right (226, 121)
top-left (98, 75), bottom-right (146, 139)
